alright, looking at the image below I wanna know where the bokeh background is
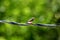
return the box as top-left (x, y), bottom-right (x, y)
top-left (0, 0), bottom-right (60, 40)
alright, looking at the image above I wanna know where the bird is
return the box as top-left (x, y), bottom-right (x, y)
top-left (27, 17), bottom-right (35, 24)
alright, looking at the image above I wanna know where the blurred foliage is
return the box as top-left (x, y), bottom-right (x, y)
top-left (0, 0), bottom-right (60, 40)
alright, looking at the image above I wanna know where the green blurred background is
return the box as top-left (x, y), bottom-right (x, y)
top-left (0, 0), bottom-right (60, 40)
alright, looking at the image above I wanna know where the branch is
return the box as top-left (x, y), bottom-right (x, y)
top-left (0, 20), bottom-right (60, 27)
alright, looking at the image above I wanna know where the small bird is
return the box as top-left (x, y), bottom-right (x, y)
top-left (27, 17), bottom-right (35, 24)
